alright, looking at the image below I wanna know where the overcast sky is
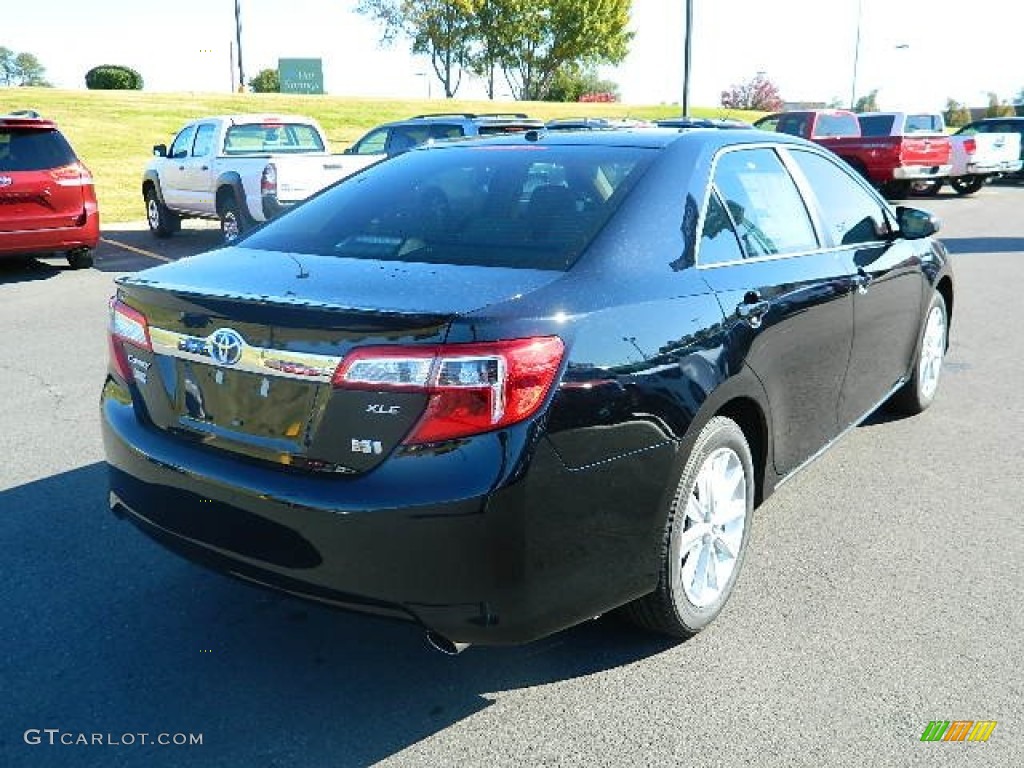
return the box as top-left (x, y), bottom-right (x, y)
top-left (2, 0), bottom-right (1019, 110)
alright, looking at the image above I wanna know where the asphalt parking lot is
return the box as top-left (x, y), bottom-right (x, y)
top-left (1, 184), bottom-right (1022, 767)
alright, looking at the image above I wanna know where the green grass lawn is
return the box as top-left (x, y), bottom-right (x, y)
top-left (1, 88), bottom-right (764, 224)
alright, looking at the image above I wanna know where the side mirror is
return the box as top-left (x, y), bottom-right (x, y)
top-left (342, 147), bottom-right (353, 155)
top-left (895, 206), bottom-right (940, 239)
top-left (153, 144), bottom-right (167, 157)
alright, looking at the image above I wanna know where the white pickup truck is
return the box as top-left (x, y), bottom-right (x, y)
top-left (857, 112), bottom-right (1021, 196)
top-left (142, 114), bottom-right (378, 242)
top-left (947, 123), bottom-right (1022, 195)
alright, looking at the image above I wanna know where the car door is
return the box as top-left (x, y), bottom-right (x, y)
top-left (784, 148), bottom-right (926, 428)
top-left (698, 146), bottom-right (856, 476)
top-left (180, 122), bottom-right (217, 215)
top-left (159, 125), bottom-right (197, 208)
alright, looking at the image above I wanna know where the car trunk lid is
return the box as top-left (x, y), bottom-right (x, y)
top-left (113, 248), bottom-right (562, 473)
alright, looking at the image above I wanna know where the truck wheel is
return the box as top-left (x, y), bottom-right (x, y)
top-left (881, 180), bottom-right (912, 199)
top-left (219, 196), bottom-right (249, 244)
top-left (950, 176), bottom-right (984, 195)
top-left (910, 180), bottom-right (943, 196)
top-left (145, 188), bottom-right (180, 238)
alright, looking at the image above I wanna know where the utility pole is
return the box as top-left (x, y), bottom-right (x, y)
top-left (682, 0), bottom-right (693, 116)
top-left (234, 0), bottom-right (245, 92)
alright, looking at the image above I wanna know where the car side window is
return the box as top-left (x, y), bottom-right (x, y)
top-left (191, 124), bottom-right (216, 158)
top-left (698, 189), bottom-right (745, 266)
top-left (787, 150), bottom-right (887, 246)
top-left (352, 127), bottom-right (388, 155)
top-left (711, 148), bottom-right (818, 258)
top-left (169, 126), bottom-right (197, 160)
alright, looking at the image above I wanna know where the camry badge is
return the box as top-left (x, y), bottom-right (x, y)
top-left (0, 176), bottom-right (12, 187)
top-left (208, 328), bottom-right (245, 366)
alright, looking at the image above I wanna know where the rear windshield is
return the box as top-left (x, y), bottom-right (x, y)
top-left (0, 129), bottom-right (77, 171)
top-left (222, 123), bottom-right (325, 154)
top-left (241, 143), bottom-right (654, 271)
top-left (905, 114), bottom-right (943, 133)
top-left (858, 115), bottom-right (894, 136)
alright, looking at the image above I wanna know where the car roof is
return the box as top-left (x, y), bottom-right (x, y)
top-left (383, 112), bottom-right (544, 128)
top-left (408, 126), bottom-right (816, 153)
top-left (182, 115), bottom-right (321, 126)
top-left (0, 111), bottom-right (57, 130)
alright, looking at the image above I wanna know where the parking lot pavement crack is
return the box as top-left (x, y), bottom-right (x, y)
top-left (0, 361), bottom-right (65, 405)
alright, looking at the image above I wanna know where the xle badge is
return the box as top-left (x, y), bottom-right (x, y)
top-left (351, 439), bottom-right (384, 455)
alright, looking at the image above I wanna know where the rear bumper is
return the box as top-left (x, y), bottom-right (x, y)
top-left (0, 208), bottom-right (100, 257)
top-left (101, 379), bottom-right (669, 644)
top-left (967, 159), bottom-right (1024, 175)
top-left (891, 164), bottom-right (952, 180)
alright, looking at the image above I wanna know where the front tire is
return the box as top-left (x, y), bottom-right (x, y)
top-left (889, 291), bottom-right (948, 415)
top-left (950, 176), bottom-right (984, 195)
top-left (623, 416), bottom-right (755, 638)
top-left (145, 187), bottom-right (179, 238)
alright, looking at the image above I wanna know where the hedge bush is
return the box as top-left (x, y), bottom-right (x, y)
top-left (85, 65), bottom-right (143, 90)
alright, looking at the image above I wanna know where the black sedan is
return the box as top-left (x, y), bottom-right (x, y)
top-left (102, 129), bottom-right (952, 652)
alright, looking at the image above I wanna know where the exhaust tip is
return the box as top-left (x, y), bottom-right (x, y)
top-left (425, 631), bottom-right (470, 656)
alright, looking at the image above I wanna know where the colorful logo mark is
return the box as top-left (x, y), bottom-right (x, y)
top-left (920, 721), bottom-right (997, 742)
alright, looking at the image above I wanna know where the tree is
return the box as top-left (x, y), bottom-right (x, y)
top-left (720, 72), bottom-right (783, 111)
top-left (357, 0), bottom-right (477, 98)
top-left (984, 91), bottom-right (1014, 118)
top-left (0, 47), bottom-right (15, 86)
top-left (547, 66), bottom-right (619, 102)
top-left (85, 65), bottom-right (143, 90)
top-left (0, 50), bottom-right (52, 87)
top-left (943, 98), bottom-right (971, 128)
top-left (853, 88), bottom-right (879, 113)
top-left (496, 0), bottom-right (632, 101)
top-left (249, 68), bottom-right (280, 93)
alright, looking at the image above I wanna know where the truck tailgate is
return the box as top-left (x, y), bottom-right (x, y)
top-left (274, 155), bottom-right (380, 203)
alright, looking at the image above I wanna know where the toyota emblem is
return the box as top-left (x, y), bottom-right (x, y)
top-left (208, 328), bottom-right (245, 366)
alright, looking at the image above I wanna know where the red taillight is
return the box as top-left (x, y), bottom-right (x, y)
top-left (332, 337), bottom-right (565, 444)
top-left (261, 163), bottom-right (277, 196)
top-left (108, 298), bottom-right (151, 381)
top-left (50, 162), bottom-right (93, 187)
top-left (963, 137), bottom-right (977, 155)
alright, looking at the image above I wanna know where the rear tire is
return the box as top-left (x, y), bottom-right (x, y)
top-left (910, 179), bottom-right (943, 196)
top-left (950, 176), bottom-right (984, 195)
top-left (889, 291), bottom-right (948, 415)
top-left (881, 180), bottom-right (912, 199)
top-left (623, 416), bottom-right (755, 638)
top-left (66, 248), bottom-right (94, 270)
top-left (219, 195), bottom-right (249, 244)
top-left (145, 187), bottom-right (179, 238)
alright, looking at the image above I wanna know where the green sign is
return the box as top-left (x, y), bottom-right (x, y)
top-left (278, 58), bottom-right (324, 95)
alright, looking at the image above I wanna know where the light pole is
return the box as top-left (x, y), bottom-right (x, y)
top-left (415, 71), bottom-right (431, 100)
top-left (849, 0), bottom-right (862, 109)
top-left (234, 0), bottom-right (245, 92)
top-left (682, 0), bottom-right (693, 116)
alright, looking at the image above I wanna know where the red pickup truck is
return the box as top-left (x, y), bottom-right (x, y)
top-left (753, 109), bottom-right (952, 198)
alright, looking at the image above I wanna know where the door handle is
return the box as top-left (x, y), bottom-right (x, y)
top-left (737, 292), bottom-right (770, 328)
top-left (200, 165), bottom-right (209, 171)
top-left (178, 165), bottom-right (185, 171)
top-left (854, 269), bottom-right (872, 295)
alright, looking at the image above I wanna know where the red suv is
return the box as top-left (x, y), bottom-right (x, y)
top-left (0, 112), bottom-right (99, 269)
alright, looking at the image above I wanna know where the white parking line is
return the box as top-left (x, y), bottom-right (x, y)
top-left (100, 237), bottom-right (173, 263)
